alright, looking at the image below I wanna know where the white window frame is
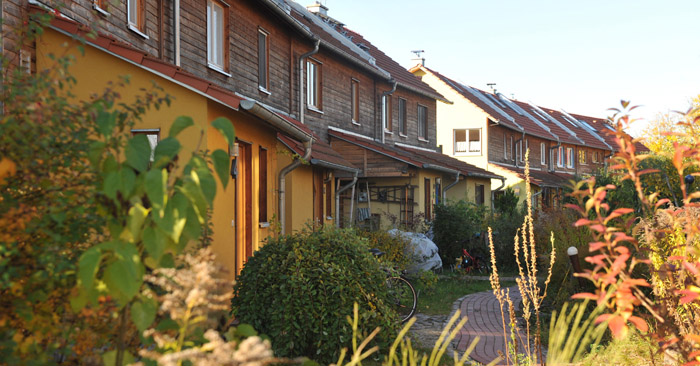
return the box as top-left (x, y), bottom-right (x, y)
top-left (127, 0), bottom-right (148, 39)
top-left (503, 133), bottom-right (507, 160)
top-left (382, 95), bottom-right (392, 133)
top-left (306, 59), bottom-right (322, 111)
top-left (540, 142), bottom-right (546, 165)
top-left (509, 135), bottom-right (514, 161)
top-left (557, 146), bottom-right (564, 167)
top-left (207, 0), bottom-right (228, 74)
top-left (524, 139), bottom-right (528, 162)
top-left (398, 98), bottom-right (407, 136)
top-left (567, 147), bottom-right (574, 168)
top-left (417, 104), bottom-right (428, 141)
top-left (351, 79), bottom-right (359, 124)
top-left (453, 128), bottom-right (482, 155)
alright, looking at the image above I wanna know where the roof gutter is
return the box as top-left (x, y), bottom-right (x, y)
top-left (309, 159), bottom-right (360, 173)
top-left (239, 99), bottom-right (311, 141)
top-left (336, 172), bottom-right (358, 227)
top-left (299, 38), bottom-right (321, 125)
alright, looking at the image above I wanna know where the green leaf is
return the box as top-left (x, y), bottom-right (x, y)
top-left (153, 137), bottom-right (181, 169)
top-left (96, 110), bottom-right (116, 137)
top-left (126, 134), bottom-right (151, 172)
top-left (182, 206), bottom-right (202, 244)
top-left (235, 324), bottom-right (258, 338)
top-left (180, 171), bottom-right (208, 224)
top-left (145, 168), bottom-right (167, 210)
top-left (78, 247), bottom-right (102, 290)
top-left (88, 141), bottom-right (106, 167)
top-left (211, 149), bottom-right (230, 189)
top-left (103, 242), bottom-right (144, 305)
top-left (102, 350), bottom-right (134, 366)
top-left (169, 116), bottom-right (194, 138)
top-left (142, 226), bottom-right (167, 264)
top-left (131, 297), bottom-right (158, 332)
top-left (70, 288), bottom-right (89, 312)
top-left (127, 203), bottom-right (150, 242)
top-left (211, 117), bottom-right (235, 147)
top-left (118, 167), bottom-right (137, 199)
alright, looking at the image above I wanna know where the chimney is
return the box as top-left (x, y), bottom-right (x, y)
top-left (307, 1), bottom-right (328, 17)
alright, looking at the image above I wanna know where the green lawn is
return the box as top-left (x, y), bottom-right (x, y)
top-left (412, 274), bottom-right (516, 315)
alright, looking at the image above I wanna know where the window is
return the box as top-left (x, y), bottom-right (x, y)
top-left (258, 147), bottom-right (268, 223)
top-left (510, 135), bottom-right (514, 161)
top-left (515, 140), bottom-right (521, 162)
top-left (131, 129), bottom-right (160, 162)
top-left (258, 29), bottom-right (269, 90)
top-left (503, 133), bottom-right (507, 160)
top-left (307, 59), bottom-right (322, 110)
top-left (540, 142), bottom-right (546, 165)
top-left (454, 128), bottom-right (481, 155)
top-left (127, 0), bottom-right (147, 37)
top-left (93, 0), bottom-right (110, 15)
top-left (351, 79), bottom-right (359, 123)
top-left (325, 179), bottom-right (332, 219)
top-left (592, 151), bottom-right (600, 163)
top-left (383, 95), bottom-right (392, 132)
top-left (417, 105), bottom-right (427, 140)
top-left (557, 146), bottom-right (564, 167)
top-left (566, 147), bottom-right (574, 168)
top-left (524, 139), bottom-right (529, 161)
top-left (578, 149), bottom-right (586, 165)
top-left (476, 184), bottom-right (485, 205)
top-left (398, 98), bottom-right (407, 136)
top-left (207, 0), bottom-right (228, 72)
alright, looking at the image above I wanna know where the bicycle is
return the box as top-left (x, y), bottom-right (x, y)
top-left (460, 248), bottom-right (491, 275)
top-left (369, 248), bottom-right (417, 323)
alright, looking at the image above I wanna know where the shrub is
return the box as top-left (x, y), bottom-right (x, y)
top-left (494, 188), bottom-right (519, 215)
top-left (432, 200), bottom-right (486, 266)
top-left (230, 227), bottom-right (399, 363)
top-left (358, 229), bottom-right (413, 271)
top-left (486, 210), bottom-right (525, 270)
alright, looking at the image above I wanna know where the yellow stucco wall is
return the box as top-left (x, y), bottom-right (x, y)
top-left (419, 72), bottom-right (492, 171)
top-left (37, 29), bottom-right (287, 281)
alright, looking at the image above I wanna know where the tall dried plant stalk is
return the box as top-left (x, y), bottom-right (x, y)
top-left (489, 149), bottom-right (556, 366)
top-left (488, 227), bottom-right (512, 366)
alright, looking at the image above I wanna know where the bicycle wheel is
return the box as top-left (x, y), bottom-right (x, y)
top-left (385, 276), bottom-right (417, 323)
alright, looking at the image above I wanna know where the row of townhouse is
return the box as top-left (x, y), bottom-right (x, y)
top-left (410, 65), bottom-right (649, 209)
top-left (3, 0), bottom-right (501, 279)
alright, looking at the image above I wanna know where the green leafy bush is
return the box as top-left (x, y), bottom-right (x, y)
top-left (432, 200), bottom-right (486, 266)
top-left (358, 229), bottom-right (413, 271)
top-left (486, 210), bottom-right (525, 270)
top-left (494, 188), bottom-right (519, 215)
top-left (231, 227), bottom-right (399, 363)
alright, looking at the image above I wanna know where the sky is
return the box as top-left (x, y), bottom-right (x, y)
top-left (320, 0), bottom-right (700, 136)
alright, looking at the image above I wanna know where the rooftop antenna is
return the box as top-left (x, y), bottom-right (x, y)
top-left (411, 49), bottom-right (425, 66)
top-left (486, 83), bottom-right (497, 94)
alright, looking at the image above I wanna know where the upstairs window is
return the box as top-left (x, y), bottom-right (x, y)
top-left (398, 98), bottom-right (407, 136)
top-left (207, 0), bottom-right (228, 72)
top-left (127, 0), bottom-right (147, 37)
top-left (351, 79), bottom-right (359, 123)
top-left (94, 0), bottom-right (110, 15)
top-left (540, 142), bottom-right (546, 165)
top-left (503, 133), bottom-right (507, 160)
top-left (510, 135), bottom-right (514, 161)
top-left (383, 95), bottom-right (392, 132)
top-left (524, 139), bottom-right (529, 161)
top-left (566, 147), bottom-right (574, 168)
top-left (454, 128), bottom-right (481, 155)
top-left (417, 105), bottom-right (427, 140)
top-left (578, 149), bottom-right (586, 165)
top-left (557, 146), bottom-right (564, 167)
top-left (307, 59), bottom-right (322, 110)
top-left (258, 28), bottom-right (269, 91)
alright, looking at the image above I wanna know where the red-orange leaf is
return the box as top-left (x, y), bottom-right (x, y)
top-left (679, 289), bottom-right (699, 304)
top-left (571, 292), bottom-right (598, 300)
top-left (628, 316), bottom-right (648, 332)
top-left (574, 218), bottom-right (591, 227)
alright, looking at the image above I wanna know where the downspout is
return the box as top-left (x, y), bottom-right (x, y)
top-left (299, 39), bottom-right (320, 124)
top-left (491, 177), bottom-right (506, 212)
top-left (422, 164), bottom-right (460, 201)
top-left (279, 139), bottom-right (313, 234)
top-left (335, 172), bottom-right (358, 227)
top-left (381, 80), bottom-right (397, 144)
top-left (442, 172), bottom-right (460, 202)
top-left (174, 0), bottom-right (180, 66)
top-left (549, 142), bottom-right (561, 172)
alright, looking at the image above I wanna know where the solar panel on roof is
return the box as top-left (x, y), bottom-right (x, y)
top-left (497, 94), bottom-right (524, 116)
top-left (605, 124), bottom-right (616, 131)
top-left (531, 109), bottom-right (549, 122)
top-left (485, 93), bottom-right (507, 108)
top-left (578, 120), bottom-right (595, 130)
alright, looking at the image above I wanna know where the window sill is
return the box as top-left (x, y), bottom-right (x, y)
top-left (418, 138), bottom-right (429, 143)
top-left (384, 129), bottom-right (393, 135)
top-left (259, 222), bottom-right (270, 228)
top-left (399, 133), bottom-right (407, 138)
top-left (454, 152), bottom-right (482, 156)
top-left (208, 63), bottom-right (232, 77)
top-left (307, 106), bottom-right (324, 115)
top-left (352, 120), bottom-right (360, 126)
top-left (93, 4), bottom-right (110, 16)
top-left (128, 24), bottom-right (149, 39)
top-left (325, 216), bottom-right (333, 221)
top-left (258, 86), bottom-right (271, 95)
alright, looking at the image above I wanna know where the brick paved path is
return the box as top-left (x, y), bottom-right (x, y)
top-left (454, 285), bottom-right (531, 365)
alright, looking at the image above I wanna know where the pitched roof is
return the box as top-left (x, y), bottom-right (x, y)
top-left (341, 29), bottom-right (446, 102)
top-left (491, 164), bottom-right (573, 188)
top-left (569, 113), bottom-right (650, 153)
top-left (328, 129), bottom-right (503, 180)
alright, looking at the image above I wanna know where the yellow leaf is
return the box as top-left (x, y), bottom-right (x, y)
top-left (0, 157), bottom-right (17, 184)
